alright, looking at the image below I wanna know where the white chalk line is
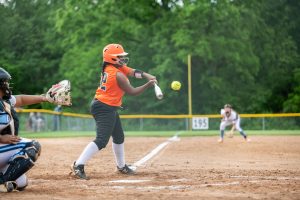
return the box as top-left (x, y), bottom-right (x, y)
top-left (169, 178), bottom-right (190, 182)
top-left (132, 131), bottom-right (182, 168)
top-left (109, 132), bottom-right (182, 185)
top-left (109, 178), bottom-right (190, 184)
top-left (109, 177), bottom-right (298, 191)
top-left (108, 181), bottom-right (240, 191)
top-left (111, 185), bottom-right (190, 191)
top-left (108, 174), bottom-right (299, 191)
top-left (230, 175), bottom-right (300, 181)
top-left (109, 179), bottom-right (151, 183)
top-left (200, 181), bottom-right (240, 187)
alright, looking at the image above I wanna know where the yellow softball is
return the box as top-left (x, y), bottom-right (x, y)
top-left (171, 81), bottom-right (181, 91)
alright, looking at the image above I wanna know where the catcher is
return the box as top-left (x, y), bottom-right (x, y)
top-left (0, 67), bottom-right (71, 192)
top-left (218, 104), bottom-right (250, 143)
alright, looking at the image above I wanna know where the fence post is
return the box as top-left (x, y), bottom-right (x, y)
top-left (139, 118), bottom-right (143, 131)
top-left (45, 114), bottom-right (48, 131)
top-left (185, 118), bottom-right (189, 130)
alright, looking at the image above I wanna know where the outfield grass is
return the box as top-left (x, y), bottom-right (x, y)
top-left (18, 130), bottom-right (300, 138)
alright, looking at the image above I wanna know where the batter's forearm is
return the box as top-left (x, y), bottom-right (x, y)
top-left (142, 72), bottom-right (156, 81)
top-left (127, 82), bottom-right (153, 96)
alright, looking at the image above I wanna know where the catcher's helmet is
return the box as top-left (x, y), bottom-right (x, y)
top-left (0, 67), bottom-right (12, 99)
top-left (0, 67), bottom-right (11, 80)
top-left (103, 44), bottom-right (129, 66)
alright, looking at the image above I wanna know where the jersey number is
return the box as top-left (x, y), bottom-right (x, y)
top-left (100, 72), bottom-right (108, 91)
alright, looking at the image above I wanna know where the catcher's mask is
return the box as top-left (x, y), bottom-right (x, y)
top-left (0, 67), bottom-right (12, 100)
top-left (103, 44), bottom-right (129, 66)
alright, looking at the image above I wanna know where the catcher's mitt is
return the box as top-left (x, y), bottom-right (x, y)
top-left (45, 80), bottom-right (71, 106)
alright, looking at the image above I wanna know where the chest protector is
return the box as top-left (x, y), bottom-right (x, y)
top-left (0, 100), bottom-right (19, 136)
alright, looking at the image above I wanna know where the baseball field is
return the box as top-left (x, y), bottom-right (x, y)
top-left (2, 131), bottom-right (300, 200)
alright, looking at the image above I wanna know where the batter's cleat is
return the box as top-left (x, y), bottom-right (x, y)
top-left (218, 138), bottom-right (223, 143)
top-left (4, 181), bottom-right (17, 192)
top-left (70, 161), bottom-right (89, 180)
top-left (117, 164), bottom-right (136, 175)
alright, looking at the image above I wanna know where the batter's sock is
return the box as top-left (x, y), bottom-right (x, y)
top-left (220, 130), bottom-right (225, 139)
top-left (76, 142), bottom-right (99, 165)
top-left (112, 142), bottom-right (125, 168)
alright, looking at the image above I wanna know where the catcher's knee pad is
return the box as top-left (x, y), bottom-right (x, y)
top-left (25, 140), bottom-right (41, 162)
top-left (0, 141), bottom-right (41, 183)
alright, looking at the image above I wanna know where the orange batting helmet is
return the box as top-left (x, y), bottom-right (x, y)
top-left (103, 44), bottom-right (129, 66)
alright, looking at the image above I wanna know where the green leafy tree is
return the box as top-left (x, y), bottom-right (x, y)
top-left (0, 0), bottom-right (64, 109)
top-left (1, 0), bottom-right (299, 114)
top-left (283, 68), bottom-right (300, 112)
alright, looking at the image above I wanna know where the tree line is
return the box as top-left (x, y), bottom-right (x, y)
top-left (1, 0), bottom-right (299, 114)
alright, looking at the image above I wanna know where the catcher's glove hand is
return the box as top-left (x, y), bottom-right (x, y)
top-left (45, 80), bottom-right (72, 106)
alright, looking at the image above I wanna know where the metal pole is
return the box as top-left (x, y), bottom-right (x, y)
top-left (188, 54), bottom-right (192, 130)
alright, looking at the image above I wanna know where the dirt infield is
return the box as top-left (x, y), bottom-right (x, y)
top-left (2, 135), bottom-right (300, 199)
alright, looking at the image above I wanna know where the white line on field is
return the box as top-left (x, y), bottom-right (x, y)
top-left (199, 181), bottom-right (240, 187)
top-left (109, 179), bottom-right (151, 183)
top-left (133, 131), bottom-right (182, 168)
top-left (230, 175), bottom-right (300, 180)
top-left (108, 181), bottom-right (241, 191)
top-left (111, 185), bottom-right (190, 191)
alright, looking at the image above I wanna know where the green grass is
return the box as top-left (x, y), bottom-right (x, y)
top-left (18, 130), bottom-right (300, 138)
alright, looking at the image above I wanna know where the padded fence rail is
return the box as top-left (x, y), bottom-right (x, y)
top-left (16, 109), bottom-right (300, 132)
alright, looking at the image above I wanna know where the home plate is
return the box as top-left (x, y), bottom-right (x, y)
top-left (109, 179), bottom-right (151, 183)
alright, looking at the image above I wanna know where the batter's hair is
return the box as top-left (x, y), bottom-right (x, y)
top-left (101, 62), bottom-right (108, 73)
top-left (101, 62), bottom-right (122, 73)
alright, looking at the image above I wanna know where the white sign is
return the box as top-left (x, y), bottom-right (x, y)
top-left (192, 117), bottom-right (209, 130)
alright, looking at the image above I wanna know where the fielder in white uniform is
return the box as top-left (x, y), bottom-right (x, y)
top-left (0, 67), bottom-right (53, 192)
top-left (218, 104), bottom-right (249, 143)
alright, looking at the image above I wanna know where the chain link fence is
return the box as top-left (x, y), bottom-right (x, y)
top-left (16, 110), bottom-right (300, 132)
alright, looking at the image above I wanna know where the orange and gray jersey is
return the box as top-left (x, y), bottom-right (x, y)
top-left (95, 65), bottom-right (133, 107)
